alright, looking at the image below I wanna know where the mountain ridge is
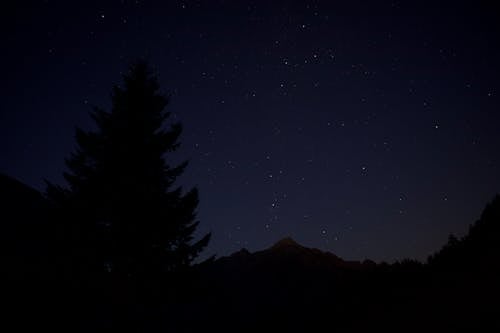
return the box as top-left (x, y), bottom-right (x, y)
top-left (208, 236), bottom-right (376, 273)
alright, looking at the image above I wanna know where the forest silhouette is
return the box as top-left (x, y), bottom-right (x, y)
top-left (2, 62), bottom-right (499, 332)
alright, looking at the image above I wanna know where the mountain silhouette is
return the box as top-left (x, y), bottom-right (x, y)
top-left (167, 237), bottom-right (383, 332)
top-left (211, 237), bottom-right (374, 273)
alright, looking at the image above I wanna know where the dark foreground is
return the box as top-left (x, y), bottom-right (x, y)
top-left (2, 174), bottom-right (500, 332)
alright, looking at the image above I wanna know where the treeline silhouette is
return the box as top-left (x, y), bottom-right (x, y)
top-left (428, 195), bottom-right (500, 272)
top-left (2, 62), bottom-right (499, 331)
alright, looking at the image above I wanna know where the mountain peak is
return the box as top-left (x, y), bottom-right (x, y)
top-left (271, 237), bottom-right (302, 249)
top-left (230, 248), bottom-right (251, 257)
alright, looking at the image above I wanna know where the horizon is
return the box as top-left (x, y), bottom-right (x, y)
top-left (1, 168), bottom-right (487, 264)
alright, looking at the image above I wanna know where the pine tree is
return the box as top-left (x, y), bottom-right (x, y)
top-left (46, 61), bottom-right (210, 284)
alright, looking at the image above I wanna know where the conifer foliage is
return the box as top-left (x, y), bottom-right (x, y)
top-left (47, 61), bottom-right (210, 283)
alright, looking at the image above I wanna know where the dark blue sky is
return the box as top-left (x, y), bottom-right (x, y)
top-left (2, 0), bottom-right (500, 262)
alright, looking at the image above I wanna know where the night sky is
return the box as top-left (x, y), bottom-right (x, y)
top-left (2, 1), bottom-right (500, 262)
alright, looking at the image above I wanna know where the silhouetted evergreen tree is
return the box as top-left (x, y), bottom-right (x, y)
top-left (46, 61), bottom-right (210, 290)
top-left (428, 194), bottom-right (500, 272)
